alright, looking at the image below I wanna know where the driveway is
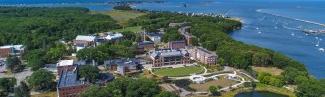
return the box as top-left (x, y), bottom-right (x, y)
top-left (0, 68), bottom-right (33, 85)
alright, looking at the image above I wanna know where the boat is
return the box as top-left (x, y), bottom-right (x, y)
top-left (319, 48), bottom-right (325, 52)
top-left (303, 29), bottom-right (325, 35)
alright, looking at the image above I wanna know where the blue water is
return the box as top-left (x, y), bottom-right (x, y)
top-left (235, 91), bottom-right (288, 97)
top-left (0, 0), bottom-right (324, 78)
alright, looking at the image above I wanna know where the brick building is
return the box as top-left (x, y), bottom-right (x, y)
top-left (168, 40), bottom-right (186, 49)
top-left (57, 71), bottom-right (89, 97)
top-left (149, 49), bottom-right (191, 67)
top-left (189, 47), bottom-right (217, 65)
top-left (0, 45), bottom-right (24, 58)
top-left (136, 41), bottom-right (155, 53)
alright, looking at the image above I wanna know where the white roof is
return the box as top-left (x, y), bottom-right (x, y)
top-left (75, 35), bottom-right (96, 42)
top-left (57, 60), bottom-right (74, 67)
top-left (0, 45), bottom-right (24, 50)
top-left (105, 32), bottom-right (123, 40)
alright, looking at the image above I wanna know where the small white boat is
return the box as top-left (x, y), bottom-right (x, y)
top-left (319, 48), bottom-right (325, 52)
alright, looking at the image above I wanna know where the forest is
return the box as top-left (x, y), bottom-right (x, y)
top-left (0, 7), bottom-right (120, 49)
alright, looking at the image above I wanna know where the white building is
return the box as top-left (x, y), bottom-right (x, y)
top-left (74, 35), bottom-right (97, 51)
top-left (104, 32), bottom-right (123, 41)
top-left (0, 45), bottom-right (25, 58)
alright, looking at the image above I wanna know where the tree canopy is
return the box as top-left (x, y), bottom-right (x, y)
top-left (78, 65), bottom-right (100, 83)
top-left (27, 69), bottom-right (55, 91)
top-left (81, 78), bottom-right (177, 97)
top-left (0, 77), bottom-right (16, 96)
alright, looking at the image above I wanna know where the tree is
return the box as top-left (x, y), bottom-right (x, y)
top-left (27, 69), bottom-right (55, 91)
top-left (6, 55), bottom-right (23, 73)
top-left (79, 65), bottom-right (100, 83)
top-left (82, 78), bottom-right (162, 97)
top-left (162, 28), bottom-right (183, 43)
top-left (44, 43), bottom-right (68, 63)
top-left (0, 78), bottom-right (16, 96)
top-left (296, 79), bottom-right (325, 97)
top-left (81, 85), bottom-right (110, 97)
top-left (14, 81), bottom-right (30, 97)
top-left (208, 86), bottom-right (220, 96)
top-left (154, 91), bottom-right (178, 97)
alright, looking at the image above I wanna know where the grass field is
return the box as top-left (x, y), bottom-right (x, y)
top-left (153, 66), bottom-right (204, 77)
top-left (105, 10), bottom-right (146, 26)
top-left (110, 26), bottom-right (143, 33)
top-left (252, 66), bottom-right (283, 76)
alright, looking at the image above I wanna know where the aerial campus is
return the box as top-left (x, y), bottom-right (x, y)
top-left (0, 3), bottom-right (324, 97)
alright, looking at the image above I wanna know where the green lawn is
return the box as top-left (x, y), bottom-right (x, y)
top-left (110, 26), bottom-right (143, 33)
top-left (153, 66), bottom-right (204, 77)
top-left (105, 10), bottom-right (146, 26)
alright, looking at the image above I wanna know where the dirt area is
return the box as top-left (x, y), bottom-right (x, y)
top-left (189, 76), bottom-right (239, 92)
top-left (31, 91), bottom-right (57, 97)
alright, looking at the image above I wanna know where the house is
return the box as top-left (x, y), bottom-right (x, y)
top-left (136, 41), bottom-right (155, 53)
top-left (74, 35), bottom-right (97, 51)
top-left (104, 32), bottom-right (123, 41)
top-left (168, 40), bottom-right (186, 49)
top-left (57, 70), bottom-right (89, 97)
top-left (104, 58), bottom-right (140, 75)
top-left (148, 49), bottom-right (191, 67)
top-left (189, 47), bottom-right (217, 65)
top-left (145, 32), bottom-right (162, 44)
top-left (0, 45), bottom-right (24, 58)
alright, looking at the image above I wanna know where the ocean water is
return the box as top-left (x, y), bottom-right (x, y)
top-left (134, 0), bottom-right (325, 78)
top-left (0, 0), bottom-right (324, 78)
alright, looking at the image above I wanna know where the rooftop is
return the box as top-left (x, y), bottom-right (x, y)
top-left (138, 41), bottom-right (154, 45)
top-left (149, 49), bottom-right (189, 58)
top-left (146, 32), bottom-right (162, 37)
top-left (75, 35), bottom-right (96, 42)
top-left (0, 45), bottom-right (24, 50)
top-left (57, 71), bottom-right (83, 88)
top-left (57, 60), bottom-right (74, 67)
top-left (105, 58), bottom-right (138, 66)
top-left (105, 32), bottom-right (123, 40)
top-left (197, 47), bottom-right (217, 56)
